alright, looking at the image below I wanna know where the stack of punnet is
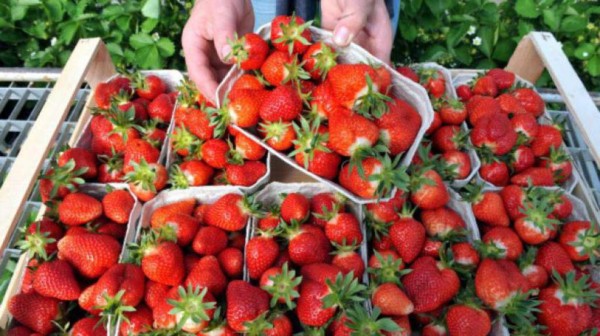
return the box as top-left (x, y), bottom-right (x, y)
top-left (214, 15), bottom-right (433, 203)
top-left (165, 78), bottom-right (270, 193)
top-left (460, 182), bottom-right (600, 335)
top-left (6, 184), bottom-right (142, 335)
top-left (449, 69), bottom-right (578, 190)
top-left (396, 63), bottom-right (480, 188)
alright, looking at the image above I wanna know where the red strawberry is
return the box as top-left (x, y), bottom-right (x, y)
top-left (218, 247), bottom-right (244, 278)
top-left (102, 188), bottom-right (134, 224)
top-left (222, 88), bottom-right (267, 130)
top-left (58, 233), bottom-right (121, 278)
top-left (510, 167), bottom-right (555, 186)
top-left (496, 93), bottom-right (526, 117)
top-left (94, 81), bottom-right (121, 109)
top-left (410, 169), bottom-right (449, 210)
top-left (153, 285), bottom-right (216, 333)
top-left (445, 304), bottom-right (491, 336)
top-left (125, 160), bottom-right (168, 201)
top-left (58, 148), bottom-right (98, 180)
top-left (260, 263), bottom-right (302, 309)
top-left (204, 193), bottom-right (257, 231)
top-left (225, 160), bottom-right (267, 186)
top-left (530, 124), bottom-right (562, 157)
top-left (535, 241), bottom-right (575, 276)
top-left (432, 126), bottom-right (467, 153)
top-left (309, 82), bottom-right (338, 120)
top-left (133, 74), bottom-right (167, 100)
top-left (323, 212), bottom-right (363, 246)
top-left (538, 146), bottom-right (572, 183)
top-left (144, 280), bottom-right (170, 309)
top-left (470, 113), bottom-right (517, 156)
top-left (71, 317), bottom-right (107, 336)
top-left (234, 133), bottom-right (266, 161)
top-left (471, 75), bottom-right (497, 97)
top-left (512, 88), bottom-right (544, 117)
top-left (487, 68), bottom-right (515, 90)
top-left (426, 111), bottom-right (442, 136)
top-left (170, 160), bottom-right (214, 188)
top-left (365, 190), bottom-right (405, 224)
top-left (558, 221), bottom-right (599, 262)
top-left (150, 198), bottom-right (196, 227)
top-left (176, 105), bottom-right (215, 140)
top-left (372, 283), bottom-right (414, 316)
top-left (33, 259), bottom-right (81, 300)
top-left (92, 263), bottom-right (145, 310)
top-left (403, 256), bottom-right (460, 313)
top-left (246, 233), bottom-right (280, 280)
top-left (550, 192), bottom-right (573, 220)
top-left (514, 201), bottom-right (558, 245)
top-left (475, 258), bottom-right (530, 309)
top-left (389, 215), bottom-right (426, 264)
top-left (8, 293), bottom-right (60, 334)
top-left (310, 192), bottom-right (346, 227)
top-left (58, 192), bottom-right (102, 226)
top-left (303, 41), bottom-right (337, 79)
top-left (281, 193), bottom-right (310, 223)
top-left (441, 151), bottom-right (471, 180)
top-left (185, 255), bottom-right (227, 296)
top-left (259, 121), bottom-right (296, 151)
top-left (439, 99), bottom-right (467, 125)
top-left (479, 159), bottom-right (510, 186)
top-left (339, 155), bottom-right (408, 200)
top-left (231, 73), bottom-right (264, 91)
top-left (481, 227), bottom-right (523, 260)
top-left (97, 153), bottom-right (125, 183)
top-left (119, 304), bottom-right (153, 336)
top-left (510, 145), bottom-right (535, 173)
top-left (18, 219), bottom-right (64, 260)
top-left (328, 107), bottom-right (380, 157)
top-left (451, 242), bottom-right (480, 267)
top-left (418, 68), bottom-right (446, 98)
top-left (327, 64), bottom-right (384, 112)
top-left (192, 225), bottom-right (227, 255)
top-left (376, 98), bottom-right (422, 155)
top-left (226, 280), bottom-right (270, 332)
top-left (147, 93), bottom-right (174, 123)
top-left (264, 314), bottom-right (293, 336)
top-left (226, 32), bottom-right (269, 70)
top-left (123, 139), bottom-right (160, 172)
top-left (287, 224), bottom-right (331, 266)
top-left (397, 66), bottom-right (419, 82)
top-left (332, 249), bottom-right (365, 279)
top-left (510, 113), bottom-right (539, 143)
top-left (518, 247), bottom-right (549, 290)
top-left (420, 207), bottom-right (466, 239)
top-left (466, 187), bottom-right (510, 227)
top-left (137, 233), bottom-right (185, 286)
top-left (270, 14), bottom-right (312, 54)
top-left (201, 139), bottom-right (230, 169)
top-left (466, 96), bottom-right (501, 126)
top-left (261, 51), bottom-right (299, 86)
top-left (293, 121), bottom-right (342, 180)
top-left (456, 84), bottom-right (473, 102)
top-left (260, 86), bottom-right (303, 122)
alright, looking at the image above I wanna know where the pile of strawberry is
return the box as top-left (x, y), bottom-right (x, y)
top-left (397, 66), bottom-right (474, 183)
top-left (215, 15), bottom-right (421, 199)
top-left (455, 69), bottom-right (572, 187)
top-left (462, 183), bottom-right (600, 335)
top-left (7, 187), bottom-right (137, 335)
top-left (40, 72), bottom-right (176, 202)
top-left (169, 80), bottom-right (267, 189)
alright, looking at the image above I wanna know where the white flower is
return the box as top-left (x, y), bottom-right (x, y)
top-left (50, 37), bottom-right (57, 46)
top-left (472, 37), bottom-right (482, 46)
top-left (467, 25), bottom-right (477, 35)
top-left (152, 32), bottom-right (160, 41)
top-left (30, 52), bottom-right (36, 57)
top-left (582, 51), bottom-right (589, 58)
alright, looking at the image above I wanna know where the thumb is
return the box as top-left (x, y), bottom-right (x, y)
top-left (212, 5), bottom-right (239, 62)
top-left (332, 0), bottom-right (372, 47)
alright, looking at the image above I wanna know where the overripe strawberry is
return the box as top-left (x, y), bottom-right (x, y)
top-left (487, 68), bottom-right (515, 90)
top-left (466, 96), bottom-right (501, 126)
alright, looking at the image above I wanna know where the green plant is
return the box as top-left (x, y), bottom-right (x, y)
top-left (394, 0), bottom-right (599, 90)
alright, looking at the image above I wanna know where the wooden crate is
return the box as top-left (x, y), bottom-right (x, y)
top-left (0, 31), bottom-right (599, 330)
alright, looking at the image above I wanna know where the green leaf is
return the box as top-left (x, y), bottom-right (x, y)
top-left (44, 0), bottom-right (64, 22)
top-left (23, 21), bottom-right (48, 39)
top-left (135, 45), bottom-right (162, 69)
top-left (515, 0), bottom-right (540, 18)
top-left (517, 21), bottom-right (534, 37)
top-left (452, 45), bottom-right (473, 65)
top-left (106, 42), bottom-right (124, 57)
top-left (102, 5), bottom-right (124, 17)
top-left (446, 23), bottom-right (470, 48)
top-left (130, 33), bottom-right (154, 49)
top-left (116, 15), bottom-right (131, 31)
top-left (588, 55), bottom-right (600, 77)
top-left (141, 0), bottom-right (160, 19)
top-left (156, 37), bottom-right (175, 57)
top-left (422, 45), bottom-right (448, 62)
top-left (492, 39), bottom-right (517, 62)
top-left (574, 43), bottom-right (596, 60)
top-left (11, 5), bottom-right (28, 21)
top-left (58, 21), bottom-right (79, 45)
top-left (542, 9), bottom-right (560, 31)
top-left (399, 21), bottom-right (418, 42)
top-left (425, 0), bottom-right (451, 18)
top-left (476, 58), bottom-right (497, 69)
top-left (141, 18), bottom-right (159, 33)
top-left (479, 2), bottom-right (500, 25)
top-left (477, 27), bottom-right (494, 58)
top-left (560, 15), bottom-right (587, 33)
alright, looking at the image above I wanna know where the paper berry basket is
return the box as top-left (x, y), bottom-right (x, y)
top-left (216, 24), bottom-right (435, 205)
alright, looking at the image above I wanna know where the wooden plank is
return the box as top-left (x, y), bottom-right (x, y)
top-left (505, 35), bottom-right (546, 83)
top-left (525, 32), bottom-right (600, 166)
top-left (0, 38), bottom-right (115, 254)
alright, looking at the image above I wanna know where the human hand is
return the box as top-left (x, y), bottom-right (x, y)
top-left (321, 0), bottom-right (393, 64)
top-left (181, 0), bottom-right (254, 102)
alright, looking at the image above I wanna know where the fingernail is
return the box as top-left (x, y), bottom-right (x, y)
top-left (334, 26), bottom-right (352, 46)
top-left (221, 45), bottom-right (232, 61)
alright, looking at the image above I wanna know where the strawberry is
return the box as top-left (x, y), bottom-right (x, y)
top-left (39, 161), bottom-right (86, 202)
top-left (538, 271), bottom-right (598, 336)
top-left (234, 132), bottom-right (266, 161)
top-left (530, 124), bottom-right (562, 157)
top-left (150, 198), bottom-right (196, 227)
top-left (292, 119), bottom-right (342, 180)
top-left (420, 239), bottom-right (443, 259)
top-left (512, 88), bottom-right (544, 117)
top-left (204, 194), bottom-right (257, 231)
top-left (58, 192), bottom-right (103, 227)
top-left (246, 233), bottom-right (280, 280)
top-left (8, 293), bottom-right (60, 334)
top-left (426, 111), bottom-right (442, 136)
top-left (389, 214), bottom-right (426, 264)
top-left (513, 199), bottom-right (559, 245)
top-left (123, 138), bottom-right (160, 172)
top-left (97, 153), bottom-right (125, 183)
top-left (119, 304), bottom-right (153, 336)
top-left (125, 160), bottom-right (168, 201)
top-left (153, 285), bottom-right (216, 333)
top-left (177, 105), bottom-right (215, 141)
top-left (410, 168), bottom-right (449, 210)
top-left (439, 99), bottom-right (467, 125)
top-left (18, 219), bottom-right (63, 260)
top-left (327, 64), bottom-right (388, 116)
top-left (297, 273), bottom-right (365, 327)
top-left (102, 188), bottom-right (134, 224)
top-left (466, 95), bottom-right (501, 126)
top-left (169, 160), bottom-right (214, 188)
top-left (226, 32), bottom-right (269, 70)
top-left (456, 84), bottom-right (473, 102)
top-left (97, 220), bottom-right (127, 239)
top-left (462, 184), bottom-right (509, 227)
top-left (403, 256), bottom-right (460, 313)
top-left (376, 98), bottom-right (422, 155)
top-left (481, 227), bottom-right (523, 260)
top-left (332, 249), bottom-right (365, 279)
top-left (558, 221), bottom-right (599, 262)
top-left (451, 242), bottom-right (480, 267)
top-left (271, 14), bottom-right (312, 54)
top-left (260, 263), bottom-right (302, 309)
top-left (264, 314), bottom-right (293, 336)
top-left (487, 68), bottom-right (515, 90)
top-left (550, 192), bottom-right (573, 220)
top-left (301, 263), bottom-right (344, 284)
top-left (309, 82), bottom-right (338, 120)
top-left (201, 138), bottom-right (230, 169)
top-left (133, 231), bottom-right (185, 286)
top-left (303, 41), bottom-right (337, 79)
top-left (58, 147), bottom-right (98, 180)
top-left (226, 280), bottom-right (270, 332)
top-left (397, 66), bottom-right (419, 82)
top-left (287, 224), bottom-right (331, 266)
top-left (71, 317), bottom-right (107, 336)
top-left (218, 89), bottom-right (267, 132)
top-left (432, 126), bottom-right (467, 153)
top-left (225, 160), bottom-right (267, 186)
top-left (33, 259), bottom-right (80, 300)
top-left (538, 146), bottom-right (572, 183)
top-left (420, 207), bottom-right (466, 239)
top-left (510, 167), bottom-right (555, 186)
top-left (140, 119), bottom-right (166, 148)
top-left (259, 121), bottom-right (296, 151)
top-left (365, 190), bottom-right (405, 225)
top-left (323, 212), bottom-right (363, 246)
top-left (510, 112), bottom-right (539, 143)
top-left (440, 151), bottom-right (471, 181)
top-left (339, 156), bottom-right (409, 199)
top-left (259, 85), bottom-right (302, 122)
top-left (499, 184), bottom-right (527, 221)
top-left (92, 263), bottom-right (145, 310)
top-left (281, 193), bottom-right (310, 223)
top-left (78, 283), bottom-right (98, 313)
top-left (154, 213), bottom-right (198, 247)
top-left (445, 304), bottom-right (491, 336)
top-left (418, 68), bottom-right (446, 98)
top-left (58, 232), bottom-right (121, 278)
top-left (147, 93), bottom-right (174, 123)
top-left (132, 73), bottom-right (167, 100)
top-left (231, 73), bottom-right (264, 91)
top-left (185, 255), bottom-right (227, 296)
top-left (94, 81), bottom-right (121, 109)
top-left (518, 247), bottom-right (549, 290)
top-left (372, 283), bottom-right (414, 316)
top-left (475, 258), bottom-right (530, 310)
top-left (170, 126), bottom-right (201, 158)
top-left (496, 93), bottom-right (526, 117)
top-left (218, 247), bottom-right (244, 278)
top-left (509, 145), bottom-right (535, 173)
top-left (144, 280), bottom-right (170, 309)
top-left (311, 192), bottom-right (346, 227)
top-left (479, 159), bottom-right (510, 186)
top-left (470, 113), bottom-right (517, 156)
top-left (368, 250), bottom-right (406, 285)
top-left (471, 75), bottom-right (498, 97)
top-left (192, 225), bottom-right (227, 255)
top-left (535, 241), bottom-right (575, 276)
top-left (261, 51), bottom-right (308, 87)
